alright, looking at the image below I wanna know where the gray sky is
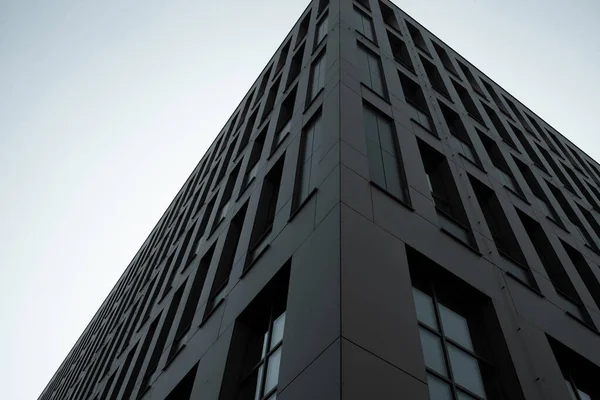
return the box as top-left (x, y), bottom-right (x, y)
top-left (1, 1), bottom-right (598, 399)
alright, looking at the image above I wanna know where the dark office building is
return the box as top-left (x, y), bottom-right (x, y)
top-left (39, 0), bottom-right (600, 399)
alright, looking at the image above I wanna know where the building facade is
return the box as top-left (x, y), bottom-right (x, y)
top-left (39, 0), bottom-right (600, 399)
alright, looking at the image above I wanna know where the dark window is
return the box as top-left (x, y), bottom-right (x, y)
top-left (317, 0), bottom-right (329, 14)
top-left (274, 40), bottom-right (290, 75)
top-left (439, 102), bottom-right (479, 165)
top-left (261, 77), bottom-right (282, 123)
top-left (215, 141), bottom-right (236, 187)
top-left (315, 13), bottom-right (328, 46)
top-left (141, 284), bottom-right (185, 391)
top-left (517, 210), bottom-right (593, 326)
top-left (363, 105), bottom-right (408, 201)
top-left (246, 156), bottom-right (285, 269)
top-left (511, 124), bottom-right (547, 172)
top-left (307, 50), bottom-right (327, 102)
top-left (421, 56), bottom-right (449, 98)
top-left (451, 79), bottom-right (484, 123)
top-left (479, 79), bottom-right (510, 117)
top-left (204, 204), bottom-right (247, 319)
top-left (120, 316), bottom-right (159, 400)
top-left (295, 12), bottom-right (310, 48)
top-left (254, 65), bottom-right (273, 108)
top-left (293, 111), bottom-right (322, 211)
top-left (457, 61), bottom-right (485, 98)
top-left (242, 129), bottom-right (266, 189)
top-left (576, 205), bottom-right (600, 248)
top-left (406, 21), bottom-right (429, 54)
top-left (197, 196), bottom-right (216, 240)
top-left (398, 71), bottom-right (434, 133)
top-left (548, 336), bottom-right (600, 400)
top-left (165, 364), bottom-right (198, 400)
top-left (537, 144), bottom-right (576, 193)
top-left (418, 140), bottom-right (473, 246)
top-left (108, 343), bottom-right (138, 400)
top-left (215, 164), bottom-right (241, 226)
top-left (563, 164), bottom-right (600, 209)
top-left (169, 246), bottom-right (214, 358)
top-left (481, 102), bottom-right (517, 149)
top-left (387, 32), bottom-right (414, 71)
top-left (379, 1), bottom-right (400, 31)
top-left (514, 157), bottom-right (561, 223)
top-left (286, 43), bottom-right (304, 89)
top-left (477, 131), bottom-right (523, 196)
top-left (547, 183), bottom-right (595, 249)
top-left (272, 85), bottom-right (297, 153)
top-left (357, 44), bottom-right (386, 97)
top-left (432, 42), bottom-right (458, 76)
top-left (503, 95), bottom-right (534, 134)
top-left (218, 265), bottom-right (289, 400)
top-left (562, 241), bottom-right (600, 311)
top-left (470, 176), bottom-right (532, 284)
top-left (355, 8), bottom-right (375, 42)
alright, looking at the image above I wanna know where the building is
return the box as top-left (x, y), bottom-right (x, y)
top-left (39, 0), bottom-right (600, 399)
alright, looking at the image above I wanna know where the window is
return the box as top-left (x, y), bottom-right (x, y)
top-left (413, 287), bottom-right (488, 399)
top-left (165, 364), bottom-right (198, 400)
top-left (245, 155), bottom-right (285, 270)
top-left (317, 0), bottom-right (329, 14)
top-left (363, 105), bottom-right (408, 201)
top-left (477, 130), bottom-right (523, 196)
top-left (547, 183), bottom-right (595, 249)
top-left (480, 79), bottom-right (510, 117)
top-left (517, 210), bottom-right (593, 326)
top-left (451, 79), bottom-right (484, 123)
top-left (511, 124), bottom-right (547, 172)
top-left (432, 42), bottom-right (458, 76)
top-left (274, 40), bottom-right (290, 75)
top-left (457, 61), bottom-right (485, 98)
top-left (295, 12), bottom-right (310, 47)
top-left (108, 343), bottom-right (138, 400)
top-left (293, 111), bottom-right (322, 211)
top-left (478, 104), bottom-right (515, 150)
top-left (315, 13), bottom-right (328, 46)
top-left (254, 65), bottom-right (273, 108)
top-left (307, 50), bottom-right (327, 103)
top-left (398, 71), bottom-right (434, 133)
top-left (355, 8), bottom-right (375, 42)
top-left (407, 21), bottom-right (429, 53)
top-left (204, 205), bottom-right (247, 320)
top-left (286, 43), bottom-right (304, 89)
top-left (357, 44), bottom-right (385, 97)
top-left (236, 109), bottom-right (257, 159)
top-left (514, 157), bottom-right (561, 223)
top-left (242, 129), bottom-right (266, 189)
top-left (215, 164), bottom-right (241, 226)
top-left (470, 176), bottom-right (532, 284)
top-left (388, 32), bottom-right (414, 70)
top-left (562, 240), bottom-right (600, 311)
top-left (548, 336), bottom-right (600, 400)
top-left (438, 102), bottom-right (479, 165)
top-left (421, 56), bottom-right (449, 98)
top-left (261, 77), bottom-right (282, 123)
top-left (418, 140), bottom-right (473, 245)
top-left (563, 164), bottom-right (600, 209)
top-left (272, 86), bottom-right (297, 153)
top-left (168, 246), bottom-right (213, 359)
top-left (503, 95), bottom-right (534, 133)
top-left (537, 144), bottom-right (576, 193)
top-left (379, 1), bottom-right (400, 30)
top-left (219, 265), bottom-right (289, 400)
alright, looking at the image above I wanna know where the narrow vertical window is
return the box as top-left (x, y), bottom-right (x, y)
top-left (242, 128), bottom-right (266, 189)
top-left (379, 1), bottom-right (400, 31)
top-left (439, 102), bottom-right (480, 165)
top-left (254, 65), bottom-right (273, 108)
top-left (479, 79), bottom-right (511, 117)
top-left (432, 42), bottom-right (458, 76)
top-left (513, 157), bottom-right (561, 223)
top-left (388, 32), bottom-right (414, 71)
top-left (357, 44), bottom-right (386, 97)
top-left (293, 111), bottom-right (322, 212)
top-left (245, 156), bottom-right (285, 270)
top-left (457, 61), bottom-right (486, 98)
top-left (315, 13), bottom-right (328, 46)
top-left (261, 77), bottom-right (282, 123)
top-left (215, 164), bottom-right (241, 227)
top-left (421, 56), bottom-right (449, 98)
top-left (355, 8), bottom-right (375, 42)
top-left (363, 105), bottom-right (407, 201)
top-left (286, 43), bottom-right (305, 89)
top-left (398, 71), bottom-right (434, 133)
top-left (295, 12), bottom-right (310, 48)
top-left (307, 50), bottom-right (327, 103)
top-left (450, 79), bottom-right (484, 123)
top-left (204, 204), bottom-right (247, 320)
top-left (406, 21), bottom-right (430, 54)
top-left (477, 130), bottom-right (524, 197)
top-left (481, 102), bottom-right (517, 149)
top-left (272, 86), bottom-right (297, 153)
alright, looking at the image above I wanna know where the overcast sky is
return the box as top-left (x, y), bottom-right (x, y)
top-left (1, 1), bottom-right (599, 399)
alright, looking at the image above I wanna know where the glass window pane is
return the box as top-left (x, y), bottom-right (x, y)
top-left (427, 374), bottom-right (452, 400)
top-left (254, 365), bottom-right (264, 400)
top-left (419, 328), bottom-right (447, 377)
top-left (363, 107), bottom-right (380, 145)
top-left (357, 47), bottom-right (371, 85)
top-left (412, 288), bottom-right (438, 329)
top-left (382, 151), bottom-right (403, 199)
top-left (367, 54), bottom-right (384, 95)
top-left (270, 312), bottom-right (286, 348)
top-left (439, 304), bottom-right (473, 351)
top-left (448, 345), bottom-right (486, 398)
top-left (264, 347), bottom-right (282, 394)
top-left (577, 388), bottom-right (592, 400)
top-left (366, 140), bottom-right (385, 186)
top-left (377, 117), bottom-right (395, 154)
top-left (565, 381), bottom-right (578, 400)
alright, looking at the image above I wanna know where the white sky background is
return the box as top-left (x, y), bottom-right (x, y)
top-left (0, 0), bottom-right (598, 399)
